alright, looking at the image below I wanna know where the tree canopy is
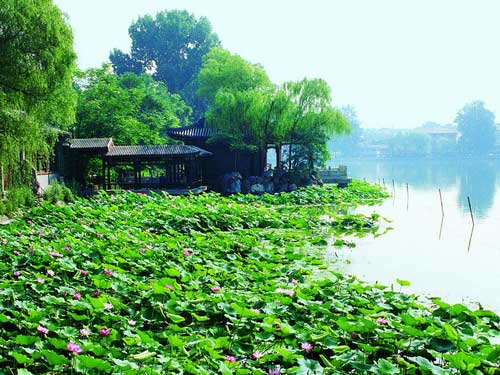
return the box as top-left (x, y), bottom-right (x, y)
top-left (74, 67), bottom-right (191, 145)
top-left (0, 0), bottom-right (76, 186)
top-left (109, 9), bottom-right (220, 118)
top-left (455, 101), bottom-right (496, 155)
top-left (197, 48), bottom-right (272, 104)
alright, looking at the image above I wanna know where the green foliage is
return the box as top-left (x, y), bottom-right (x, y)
top-left (42, 180), bottom-right (75, 204)
top-left (0, 187), bottom-right (35, 215)
top-left (0, 0), bottom-right (76, 191)
top-left (109, 9), bottom-right (220, 118)
top-left (456, 101), bottom-right (497, 155)
top-left (74, 66), bottom-right (191, 145)
top-left (198, 47), bottom-right (272, 104)
top-left (0, 181), bottom-right (498, 374)
top-left (280, 79), bottom-right (350, 173)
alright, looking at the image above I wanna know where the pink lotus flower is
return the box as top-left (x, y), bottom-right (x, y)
top-left (67, 342), bottom-right (82, 355)
top-left (211, 286), bottom-right (221, 292)
top-left (250, 351), bottom-right (265, 360)
top-left (164, 284), bottom-right (173, 290)
top-left (376, 317), bottom-right (389, 325)
top-left (46, 270), bottom-right (55, 277)
top-left (224, 355), bottom-right (237, 362)
top-left (36, 278), bottom-right (45, 284)
top-left (63, 246), bottom-right (71, 251)
top-left (268, 366), bottom-right (281, 375)
top-left (80, 269), bottom-right (88, 275)
top-left (27, 220), bottom-right (33, 225)
top-left (48, 251), bottom-right (63, 258)
top-left (104, 303), bottom-right (113, 310)
top-left (127, 320), bottom-right (136, 326)
top-left (93, 290), bottom-right (100, 297)
top-left (99, 328), bottom-right (110, 336)
top-left (73, 293), bottom-right (82, 300)
top-left (29, 248), bottom-right (34, 254)
top-left (13, 271), bottom-right (20, 277)
top-left (139, 248), bottom-right (145, 254)
top-left (13, 250), bottom-right (20, 256)
top-left (37, 325), bottom-right (49, 335)
top-left (301, 342), bottom-right (313, 353)
top-left (182, 248), bottom-right (192, 256)
top-left (104, 269), bottom-right (113, 276)
top-left (275, 288), bottom-right (295, 296)
top-left (37, 231), bottom-right (43, 237)
top-left (79, 328), bottom-right (90, 337)
top-left (250, 308), bottom-right (261, 314)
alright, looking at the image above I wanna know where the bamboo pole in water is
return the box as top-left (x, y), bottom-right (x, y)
top-left (467, 196), bottom-right (475, 227)
top-left (406, 183), bottom-right (409, 210)
top-left (439, 189), bottom-right (444, 216)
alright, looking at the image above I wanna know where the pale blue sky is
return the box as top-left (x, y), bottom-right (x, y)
top-left (54, 0), bottom-right (500, 129)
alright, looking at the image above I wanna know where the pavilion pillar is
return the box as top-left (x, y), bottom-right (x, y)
top-left (133, 162), bottom-right (139, 189)
top-left (101, 158), bottom-right (106, 190)
top-left (106, 162), bottom-right (111, 190)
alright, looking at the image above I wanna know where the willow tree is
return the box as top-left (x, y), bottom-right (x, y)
top-left (0, 0), bottom-right (76, 191)
top-left (280, 79), bottom-right (350, 174)
top-left (198, 48), bottom-right (277, 171)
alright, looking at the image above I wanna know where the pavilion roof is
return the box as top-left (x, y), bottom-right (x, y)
top-left (105, 145), bottom-right (211, 158)
top-left (67, 138), bottom-right (113, 151)
top-left (167, 118), bottom-right (216, 140)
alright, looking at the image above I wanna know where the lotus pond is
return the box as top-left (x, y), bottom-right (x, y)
top-left (0, 181), bottom-right (499, 374)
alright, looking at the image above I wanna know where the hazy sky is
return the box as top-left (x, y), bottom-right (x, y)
top-left (54, 0), bottom-right (500, 129)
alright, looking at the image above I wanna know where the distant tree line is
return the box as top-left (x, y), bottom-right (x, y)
top-left (329, 101), bottom-right (499, 159)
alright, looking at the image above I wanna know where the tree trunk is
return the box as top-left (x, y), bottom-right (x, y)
top-left (275, 144), bottom-right (282, 171)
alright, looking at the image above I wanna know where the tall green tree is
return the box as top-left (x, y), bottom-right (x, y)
top-left (280, 79), bottom-right (350, 173)
top-left (199, 49), bottom-right (278, 172)
top-left (0, 0), bottom-right (76, 188)
top-left (110, 9), bottom-right (220, 118)
top-left (197, 48), bottom-right (272, 104)
top-left (74, 66), bottom-right (191, 145)
top-left (455, 101), bottom-right (496, 155)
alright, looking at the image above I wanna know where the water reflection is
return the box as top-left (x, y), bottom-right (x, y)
top-left (329, 158), bottom-right (500, 312)
top-left (331, 158), bottom-right (500, 219)
top-left (457, 161), bottom-right (497, 218)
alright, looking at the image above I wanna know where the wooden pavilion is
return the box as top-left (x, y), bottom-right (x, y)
top-left (61, 138), bottom-right (211, 192)
top-left (167, 118), bottom-right (265, 189)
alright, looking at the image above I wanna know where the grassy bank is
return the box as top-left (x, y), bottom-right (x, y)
top-left (0, 181), bottom-right (498, 374)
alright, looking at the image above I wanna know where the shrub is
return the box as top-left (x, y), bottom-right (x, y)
top-left (42, 180), bottom-right (75, 204)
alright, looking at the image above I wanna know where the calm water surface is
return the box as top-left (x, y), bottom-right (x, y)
top-left (328, 159), bottom-right (500, 313)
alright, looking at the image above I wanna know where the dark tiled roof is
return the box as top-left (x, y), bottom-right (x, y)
top-left (105, 145), bottom-right (211, 158)
top-left (67, 138), bottom-right (113, 150)
top-left (167, 118), bottom-right (216, 140)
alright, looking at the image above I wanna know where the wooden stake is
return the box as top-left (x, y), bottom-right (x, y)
top-left (439, 189), bottom-right (444, 216)
top-left (406, 183), bottom-right (409, 211)
top-left (392, 179), bottom-right (395, 195)
top-left (467, 196), bottom-right (475, 227)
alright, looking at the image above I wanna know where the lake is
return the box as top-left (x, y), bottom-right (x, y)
top-left (327, 159), bottom-right (500, 313)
